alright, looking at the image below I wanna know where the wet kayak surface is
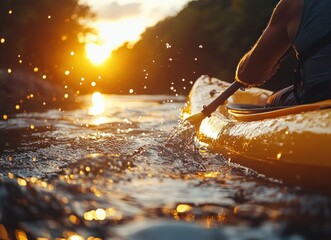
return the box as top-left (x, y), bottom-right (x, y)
top-left (0, 94), bottom-right (331, 239)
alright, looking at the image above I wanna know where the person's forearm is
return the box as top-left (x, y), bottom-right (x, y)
top-left (235, 51), bottom-right (263, 86)
top-left (235, 49), bottom-right (279, 86)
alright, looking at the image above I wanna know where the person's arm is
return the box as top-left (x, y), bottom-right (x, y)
top-left (235, 0), bottom-right (293, 86)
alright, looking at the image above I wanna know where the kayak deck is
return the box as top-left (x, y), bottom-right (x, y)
top-left (182, 76), bottom-right (331, 192)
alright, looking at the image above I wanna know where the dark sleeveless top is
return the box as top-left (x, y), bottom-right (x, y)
top-left (293, 0), bottom-right (331, 103)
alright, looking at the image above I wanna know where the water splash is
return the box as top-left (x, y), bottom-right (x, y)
top-left (166, 120), bottom-right (197, 151)
top-left (1, 94), bottom-right (331, 239)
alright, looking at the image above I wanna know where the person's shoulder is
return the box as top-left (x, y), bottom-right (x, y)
top-left (273, 0), bottom-right (301, 22)
top-left (277, 0), bottom-right (301, 13)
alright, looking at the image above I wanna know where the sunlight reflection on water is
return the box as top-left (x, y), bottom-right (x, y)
top-left (1, 94), bottom-right (331, 239)
top-left (88, 92), bottom-right (112, 125)
top-left (89, 92), bottom-right (105, 116)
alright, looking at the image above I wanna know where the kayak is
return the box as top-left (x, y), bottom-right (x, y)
top-left (182, 75), bottom-right (331, 192)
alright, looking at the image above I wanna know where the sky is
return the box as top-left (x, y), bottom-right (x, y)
top-left (81, 0), bottom-right (191, 64)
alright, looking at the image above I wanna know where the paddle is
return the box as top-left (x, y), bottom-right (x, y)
top-left (185, 80), bottom-right (244, 129)
top-left (185, 46), bottom-right (295, 129)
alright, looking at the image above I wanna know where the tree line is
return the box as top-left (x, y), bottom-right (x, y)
top-left (0, 0), bottom-right (297, 113)
top-left (0, 0), bottom-right (95, 113)
top-left (99, 0), bottom-right (296, 95)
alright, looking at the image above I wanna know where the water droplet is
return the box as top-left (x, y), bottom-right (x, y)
top-left (61, 35), bottom-right (68, 41)
top-left (17, 178), bottom-right (27, 186)
top-left (96, 208), bottom-right (106, 220)
top-left (176, 204), bottom-right (192, 213)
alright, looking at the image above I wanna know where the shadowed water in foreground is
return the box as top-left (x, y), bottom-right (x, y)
top-left (0, 94), bottom-right (330, 239)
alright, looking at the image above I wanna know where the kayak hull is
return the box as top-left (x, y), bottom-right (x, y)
top-left (183, 76), bottom-right (331, 192)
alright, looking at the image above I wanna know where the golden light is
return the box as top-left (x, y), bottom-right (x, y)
top-left (17, 178), bottom-right (27, 186)
top-left (61, 35), bottom-right (68, 41)
top-left (96, 208), bottom-right (106, 220)
top-left (202, 171), bottom-right (220, 178)
top-left (89, 92), bottom-right (105, 115)
top-left (69, 215), bottom-right (80, 225)
top-left (176, 204), bottom-right (192, 213)
top-left (85, 19), bottom-right (145, 65)
top-left (85, 43), bottom-right (110, 65)
top-left (68, 235), bottom-right (84, 240)
top-left (15, 230), bottom-right (28, 240)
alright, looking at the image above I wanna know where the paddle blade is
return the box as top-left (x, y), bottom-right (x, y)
top-left (184, 112), bottom-right (206, 130)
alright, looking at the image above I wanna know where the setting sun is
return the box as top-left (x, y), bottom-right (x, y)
top-left (82, 0), bottom-right (191, 65)
top-left (85, 19), bottom-right (145, 65)
top-left (85, 43), bottom-right (110, 65)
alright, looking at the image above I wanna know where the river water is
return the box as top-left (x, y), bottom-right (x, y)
top-left (0, 93), bottom-right (330, 239)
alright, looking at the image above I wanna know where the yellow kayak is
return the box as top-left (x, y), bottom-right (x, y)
top-left (182, 75), bottom-right (331, 191)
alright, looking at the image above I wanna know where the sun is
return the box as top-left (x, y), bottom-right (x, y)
top-left (85, 43), bottom-right (111, 66)
top-left (85, 19), bottom-right (145, 65)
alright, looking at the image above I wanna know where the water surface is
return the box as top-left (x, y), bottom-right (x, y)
top-left (0, 94), bottom-right (330, 239)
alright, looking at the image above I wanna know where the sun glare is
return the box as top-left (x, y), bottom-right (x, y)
top-left (85, 43), bottom-right (111, 65)
top-left (85, 19), bottom-right (145, 65)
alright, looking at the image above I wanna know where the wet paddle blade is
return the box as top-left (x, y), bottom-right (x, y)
top-left (184, 112), bottom-right (206, 130)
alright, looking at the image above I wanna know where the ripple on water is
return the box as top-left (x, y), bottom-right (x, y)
top-left (0, 95), bottom-right (331, 239)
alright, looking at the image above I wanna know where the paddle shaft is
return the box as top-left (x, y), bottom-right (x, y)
top-left (201, 81), bottom-right (243, 117)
